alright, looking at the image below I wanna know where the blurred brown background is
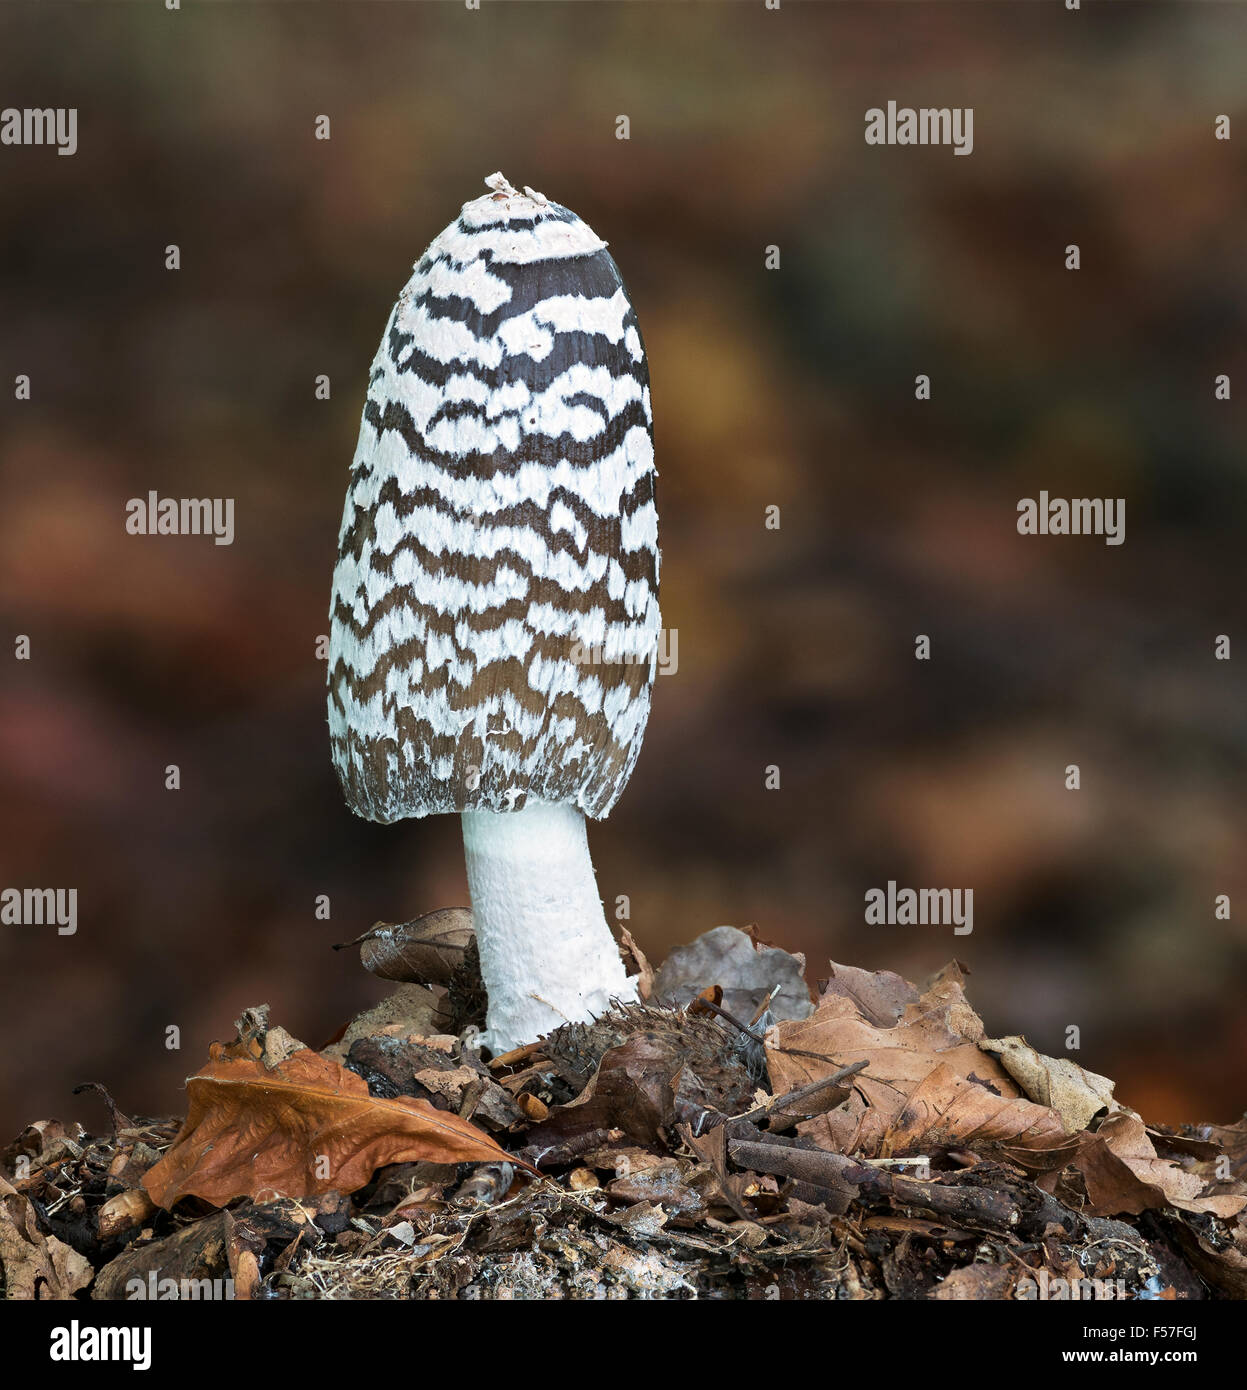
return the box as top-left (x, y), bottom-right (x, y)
top-left (1, 2), bottom-right (1244, 1137)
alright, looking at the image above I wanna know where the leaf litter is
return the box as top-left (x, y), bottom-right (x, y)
top-left (3, 926), bottom-right (1244, 1300)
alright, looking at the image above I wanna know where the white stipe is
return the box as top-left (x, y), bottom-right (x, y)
top-left (461, 801), bottom-right (637, 1052)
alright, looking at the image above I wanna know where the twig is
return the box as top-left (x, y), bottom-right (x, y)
top-left (739, 1061), bottom-right (868, 1124)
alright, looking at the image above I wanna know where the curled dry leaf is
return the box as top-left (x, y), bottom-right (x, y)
top-left (654, 926), bottom-right (814, 1022)
top-left (523, 1033), bottom-right (683, 1160)
top-left (142, 1045), bottom-right (530, 1210)
top-left (1053, 1107), bottom-right (1247, 1220)
top-left (338, 909), bottom-right (475, 985)
top-left (815, 961), bottom-right (915, 1027)
top-left (618, 927), bottom-right (655, 1000)
top-left (769, 963), bottom-right (1245, 1221)
top-left (0, 1176), bottom-right (93, 1300)
top-left (70, 1082), bottom-right (134, 1136)
top-left (1170, 1215), bottom-right (1247, 1298)
top-left (767, 961), bottom-right (1065, 1161)
top-left (980, 1035), bottom-right (1115, 1134)
top-left (515, 1093), bottom-right (549, 1123)
top-left (1194, 1118), bottom-right (1247, 1172)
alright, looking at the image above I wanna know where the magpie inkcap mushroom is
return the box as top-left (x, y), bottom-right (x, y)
top-left (329, 173), bottom-right (660, 1052)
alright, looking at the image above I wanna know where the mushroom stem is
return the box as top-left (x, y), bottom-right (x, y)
top-left (461, 801), bottom-right (637, 1053)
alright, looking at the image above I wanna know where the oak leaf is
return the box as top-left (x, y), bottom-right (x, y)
top-left (981, 1035), bottom-right (1115, 1133)
top-left (1052, 1108), bottom-right (1247, 1220)
top-left (881, 1061), bottom-right (1070, 1157)
top-left (0, 1177), bottom-right (93, 1300)
top-left (143, 1045), bottom-right (527, 1209)
top-left (766, 961), bottom-right (1066, 1160)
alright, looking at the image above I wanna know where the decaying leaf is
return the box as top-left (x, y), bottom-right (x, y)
top-left (523, 1033), bottom-right (683, 1160)
top-left (814, 960), bottom-right (916, 1027)
top-left (1169, 1214), bottom-right (1247, 1298)
top-left (337, 909), bottom-right (476, 986)
top-left (981, 1035), bottom-right (1115, 1133)
top-left (931, 1264), bottom-right (1018, 1300)
top-left (768, 965), bottom-right (1243, 1223)
top-left (1054, 1107), bottom-right (1247, 1220)
top-left (619, 927), bottom-right (656, 1000)
top-left (0, 1119), bottom-right (84, 1175)
top-left (8, 936), bottom-right (1246, 1302)
top-left (143, 1044), bottom-right (529, 1209)
top-left (0, 1176), bottom-right (93, 1300)
top-left (766, 961), bottom-right (1065, 1161)
top-left (654, 925), bottom-right (814, 1022)
top-left (682, 1124), bottom-right (758, 1221)
top-left (340, 1033), bottom-right (523, 1129)
top-left (880, 1061), bottom-right (1069, 1158)
top-left (600, 1156), bottom-right (713, 1224)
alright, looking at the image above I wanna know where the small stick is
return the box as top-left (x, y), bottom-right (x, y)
top-left (740, 1060), bottom-right (868, 1123)
top-left (486, 1040), bottom-right (547, 1069)
top-left (728, 1138), bottom-right (1021, 1232)
top-left (689, 998), bottom-right (767, 1045)
top-left (748, 986), bottom-right (781, 1027)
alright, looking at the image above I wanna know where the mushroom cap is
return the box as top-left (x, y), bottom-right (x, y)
top-left (329, 174), bottom-right (660, 823)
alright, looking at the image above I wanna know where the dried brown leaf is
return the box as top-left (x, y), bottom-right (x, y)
top-left (654, 926), bottom-right (814, 1022)
top-left (881, 1061), bottom-right (1068, 1158)
top-left (981, 1035), bottom-right (1115, 1133)
top-left (0, 1177), bottom-right (93, 1300)
top-left (1063, 1108), bottom-right (1247, 1220)
top-left (142, 1045), bottom-right (528, 1209)
top-left (767, 963), bottom-right (1064, 1160)
top-left (338, 909), bottom-right (475, 985)
top-left (931, 1264), bottom-right (1018, 1300)
top-left (523, 1033), bottom-right (682, 1155)
top-left (323, 984), bottom-right (453, 1058)
top-left (815, 961), bottom-right (917, 1027)
top-left (619, 927), bottom-right (656, 1000)
top-left (1169, 1214), bottom-right (1247, 1298)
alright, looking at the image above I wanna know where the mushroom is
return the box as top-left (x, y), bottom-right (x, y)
top-left (328, 173), bottom-right (660, 1054)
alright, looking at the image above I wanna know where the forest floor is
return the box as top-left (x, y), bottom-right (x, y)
top-left (3, 923), bottom-right (1244, 1301)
